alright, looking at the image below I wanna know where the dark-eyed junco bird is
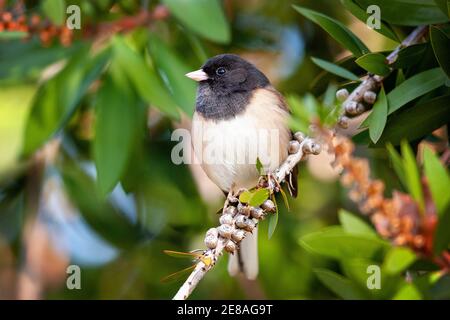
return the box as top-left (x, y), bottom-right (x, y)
top-left (186, 54), bottom-right (297, 280)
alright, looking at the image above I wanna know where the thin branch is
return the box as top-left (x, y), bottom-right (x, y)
top-left (173, 136), bottom-right (321, 300)
top-left (385, 26), bottom-right (428, 64)
top-left (338, 26), bottom-right (428, 127)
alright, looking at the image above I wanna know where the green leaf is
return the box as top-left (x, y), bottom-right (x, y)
top-left (161, 0), bottom-right (230, 44)
top-left (0, 85), bottom-right (36, 172)
top-left (386, 143), bottom-right (407, 188)
top-left (267, 195), bottom-right (278, 239)
top-left (252, 190), bottom-right (267, 206)
top-left (430, 274), bottom-right (450, 299)
top-left (311, 55), bottom-right (362, 93)
top-left (430, 26), bottom-right (450, 78)
top-left (185, 31), bottom-right (209, 63)
top-left (396, 69), bottom-right (405, 85)
top-left (279, 188), bottom-right (290, 212)
top-left (314, 268), bottom-right (367, 299)
top-left (434, 204), bottom-right (450, 255)
top-left (311, 57), bottom-right (360, 81)
top-left (434, 0), bottom-right (450, 16)
top-left (23, 46), bottom-right (109, 155)
top-left (355, 0), bottom-right (449, 26)
top-left (340, 0), bottom-right (399, 41)
top-left (393, 283), bottom-right (422, 300)
top-left (341, 258), bottom-right (392, 299)
top-left (239, 190), bottom-right (252, 204)
top-left (93, 75), bottom-right (139, 195)
top-left (368, 86), bottom-right (388, 143)
top-left (338, 209), bottom-right (377, 237)
top-left (355, 53), bottom-right (390, 76)
top-left (42, 0), bottom-right (66, 25)
top-left (112, 36), bottom-right (179, 119)
top-left (393, 43), bottom-right (428, 69)
top-left (371, 94), bottom-right (450, 146)
top-left (383, 247), bottom-right (416, 275)
top-left (251, 191), bottom-right (266, 207)
top-left (256, 157), bottom-right (264, 175)
top-left (401, 140), bottom-right (424, 211)
top-left (387, 68), bottom-right (447, 114)
top-left (423, 147), bottom-right (450, 216)
top-left (300, 226), bottom-right (388, 260)
top-left (267, 212), bottom-right (278, 240)
top-left (239, 189), bottom-right (269, 207)
top-left (293, 5), bottom-right (369, 57)
top-left (148, 35), bottom-right (197, 116)
top-left (0, 31), bottom-right (28, 40)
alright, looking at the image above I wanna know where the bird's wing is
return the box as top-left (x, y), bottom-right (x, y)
top-left (265, 86), bottom-right (299, 198)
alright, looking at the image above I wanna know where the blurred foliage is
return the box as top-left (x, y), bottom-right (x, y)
top-left (0, 0), bottom-right (449, 300)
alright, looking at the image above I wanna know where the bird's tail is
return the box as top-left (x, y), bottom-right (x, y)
top-left (227, 226), bottom-right (258, 280)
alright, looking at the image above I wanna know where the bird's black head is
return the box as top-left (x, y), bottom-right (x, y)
top-left (186, 54), bottom-right (270, 120)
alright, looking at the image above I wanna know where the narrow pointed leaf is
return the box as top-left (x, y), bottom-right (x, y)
top-left (373, 94), bottom-right (450, 146)
top-left (94, 76), bottom-right (139, 195)
top-left (423, 147), bottom-right (450, 216)
top-left (279, 187), bottom-right (290, 212)
top-left (392, 43), bottom-right (428, 69)
top-left (112, 36), bottom-right (179, 119)
top-left (386, 143), bottom-right (407, 188)
top-left (148, 35), bottom-right (197, 116)
top-left (433, 0), bottom-right (450, 16)
top-left (314, 268), bottom-right (367, 299)
top-left (434, 205), bottom-right (450, 254)
top-left (311, 57), bottom-right (360, 81)
top-left (368, 86), bottom-right (388, 143)
top-left (383, 247), bottom-right (417, 275)
top-left (401, 141), bottom-right (424, 211)
top-left (387, 68), bottom-right (447, 114)
top-left (355, 53), bottom-right (390, 76)
top-left (340, 0), bottom-right (399, 41)
top-left (300, 226), bottom-right (388, 260)
top-left (267, 195), bottom-right (278, 239)
top-left (355, 0), bottom-right (449, 25)
top-left (430, 26), bottom-right (450, 78)
top-left (161, 0), bottom-right (230, 43)
top-left (338, 209), bottom-right (377, 237)
top-left (42, 0), bottom-right (66, 25)
top-left (293, 5), bottom-right (369, 57)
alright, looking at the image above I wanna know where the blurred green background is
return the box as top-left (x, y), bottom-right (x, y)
top-left (0, 0), bottom-right (449, 300)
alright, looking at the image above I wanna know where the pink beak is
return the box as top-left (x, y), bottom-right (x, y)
top-left (185, 69), bottom-right (208, 82)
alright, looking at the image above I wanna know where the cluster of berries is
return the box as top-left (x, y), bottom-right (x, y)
top-left (0, 11), bottom-right (73, 46)
top-left (329, 132), bottom-right (432, 253)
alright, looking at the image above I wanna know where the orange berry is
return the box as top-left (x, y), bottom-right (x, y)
top-left (40, 30), bottom-right (51, 45)
top-left (17, 24), bottom-right (28, 32)
top-left (47, 25), bottom-right (58, 36)
top-left (1, 12), bottom-right (12, 22)
top-left (61, 26), bottom-right (72, 36)
top-left (60, 36), bottom-right (72, 47)
top-left (413, 235), bottom-right (425, 248)
top-left (7, 21), bottom-right (18, 30)
top-left (30, 14), bottom-right (40, 26)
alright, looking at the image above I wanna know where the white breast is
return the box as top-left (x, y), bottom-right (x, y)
top-left (192, 88), bottom-right (290, 192)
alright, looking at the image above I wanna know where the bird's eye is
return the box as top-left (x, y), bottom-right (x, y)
top-left (216, 67), bottom-right (226, 76)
